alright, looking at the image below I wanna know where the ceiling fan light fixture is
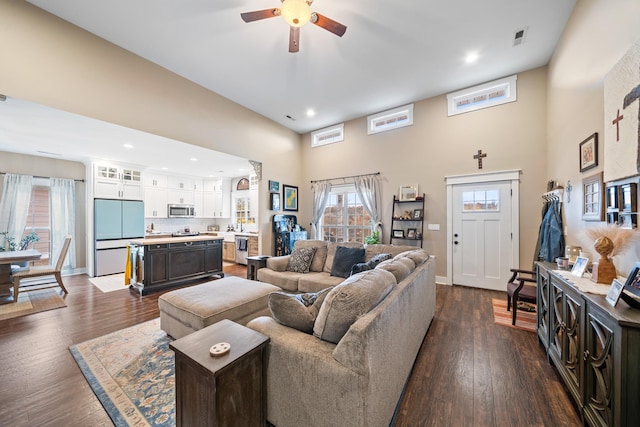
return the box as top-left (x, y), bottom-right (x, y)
top-left (281, 0), bottom-right (311, 27)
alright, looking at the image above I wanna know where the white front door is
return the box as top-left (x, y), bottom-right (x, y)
top-left (451, 181), bottom-right (513, 291)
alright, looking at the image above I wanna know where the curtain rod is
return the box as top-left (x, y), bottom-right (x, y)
top-left (310, 172), bottom-right (380, 184)
top-left (0, 172), bottom-right (85, 183)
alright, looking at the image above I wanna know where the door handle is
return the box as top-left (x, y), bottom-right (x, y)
top-left (454, 241), bottom-right (459, 245)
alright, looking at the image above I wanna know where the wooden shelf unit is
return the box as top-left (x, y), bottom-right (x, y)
top-left (390, 194), bottom-right (425, 248)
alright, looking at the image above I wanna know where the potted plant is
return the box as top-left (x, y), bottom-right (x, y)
top-left (365, 231), bottom-right (381, 245)
top-left (0, 231), bottom-right (40, 252)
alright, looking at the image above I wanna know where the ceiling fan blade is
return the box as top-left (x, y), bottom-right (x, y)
top-left (289, 26), bottom-right (300, 53)
top-left (241, 8), bottom-right (279, 23)
top-left (311, 12), bottom-right (347, 37)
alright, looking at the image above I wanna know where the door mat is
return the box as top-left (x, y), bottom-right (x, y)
top-left (492, 298), bottom-right (536, 332)
top-left (0, 288), bottom-right (66, 321)
top-left (69, 318), bottom-right (175, 426)
top-left (89, 273), bottom-right (129, 293)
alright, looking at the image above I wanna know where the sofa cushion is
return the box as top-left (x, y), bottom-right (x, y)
top-left (330, 246), bottom-right (365, 278)
top-left (350, 253), bottom-right (393, 276)
top-left (314, 268), bottom-right (396, 344)
top-left (395, 249), bottom-right (430, 266)
top-left (287, 247), bottom-right (317, 273)
top-left (375, 258), bottom-right (414, 282)
top-left (269, 288), bottom-right (331, 333)
top-left (324, 242), bottom-right (364, 273)
top-left (294, 240), bottom-right (328, 272)
top-left (364, 244), bottom-right (418, 261)
top-left (298, 272), bottom-right (346, 293)
top-left (257, 268), bottom-right (303, 292)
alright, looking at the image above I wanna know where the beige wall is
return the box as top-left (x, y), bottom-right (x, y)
top-left (0, 0), bottom-right (303, 256)
top-left (300, 67), bottom-right (549, 277)
top-left (547, 0), bottom-right (640, 275)
top-left (0, 152), bottom-right (87, 268)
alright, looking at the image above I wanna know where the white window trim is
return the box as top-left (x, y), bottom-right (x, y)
top-left (311, 123), bottom-right (344, 147)
top-left (447, 75), bottom-right (517, 116)
top-left (367, 104), bottom-right (414, 135)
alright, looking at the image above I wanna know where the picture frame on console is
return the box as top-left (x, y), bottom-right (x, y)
top-left (393, 229), bottom-right (405, 238)
top-left (579, 132), bottom-right (598, 172)
top-left (283, 185), bottom-right (298, 211)
top-left (407, 228), bottom-right (416, 239)
top-left (621, 262), bottom-right (640, 309)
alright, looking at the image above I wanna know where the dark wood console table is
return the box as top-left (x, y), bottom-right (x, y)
top-left (536, 262), bottom-right (640, 427)
top-left (169, 319), bottom-right (269, 427)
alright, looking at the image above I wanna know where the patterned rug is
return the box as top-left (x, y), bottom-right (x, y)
top-left (69, 318), bottom-right (175, 426)
top-left (0, 288), bottom-right (66, 321)
top-left (492, 298), bottom-right (536, 332)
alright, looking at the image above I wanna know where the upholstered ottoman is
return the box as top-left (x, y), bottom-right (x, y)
top-left (159, 276), bottom-right (281, 339)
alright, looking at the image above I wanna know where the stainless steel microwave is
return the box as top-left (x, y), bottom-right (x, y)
top-left (168, 204), bottom-right (195, 218)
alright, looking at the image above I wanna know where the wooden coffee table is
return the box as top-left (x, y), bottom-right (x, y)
top-left (169, 319), bottom-right (270, 426)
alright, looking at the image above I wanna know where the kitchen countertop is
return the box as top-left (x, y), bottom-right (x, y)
top-left (130, 235), bottom-right (224, 245)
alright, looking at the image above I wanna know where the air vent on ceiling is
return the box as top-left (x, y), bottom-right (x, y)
top-left (311, 123), bottom-right (344, 148)
top-left (513, 27), bottom-right (527, 47)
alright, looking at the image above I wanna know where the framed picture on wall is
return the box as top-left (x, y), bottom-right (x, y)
top-left (269, 180), bottom-right (280, 193)
top-left (283, 185), bottom-right (298, 211)
top-left (579, 132), bottom-right (598, 172)
top-left (270, 192), bottom-right (280, 211)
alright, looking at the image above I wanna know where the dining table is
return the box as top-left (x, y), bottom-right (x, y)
top-left (0, 249), bottom-right (42, 304)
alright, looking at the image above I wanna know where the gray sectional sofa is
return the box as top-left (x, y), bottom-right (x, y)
top-left (256, 240), bottom-right (420, 293)
top-left (248, 245), bottom-right (436, 427)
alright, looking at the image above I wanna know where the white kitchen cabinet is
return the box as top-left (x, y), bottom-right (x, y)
top-left (94, 163), bottom-right (143, 200)
top-left (144, 186), bottom-right (167, 218)
top-left (144, 172), bottom-right (167, 188)
top-left (168, 176), bottom-right (194, 190)
top-left (201, 178), bottom-right (231, 218)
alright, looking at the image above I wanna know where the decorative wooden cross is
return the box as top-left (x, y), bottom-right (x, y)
top-left (612, 108), bottom-right (624, 141)
top-left (473, 150), bottom-right (487, 169)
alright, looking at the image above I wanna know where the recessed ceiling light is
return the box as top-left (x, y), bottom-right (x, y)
top-left (190, 157), bottom-right (198, 162)
top-left (161, 167), bottom-right (168, 170)
top-left (306, 109), bottom-right (316, 117)
top-left (465, 52), bottom-right (479, 64)
top-left (123, 143), bottom-right (134, 149)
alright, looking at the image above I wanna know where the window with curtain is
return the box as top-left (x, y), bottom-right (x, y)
top-left (320, 185), bottom-right (371, 244)
top-left (24, 181), bottom-right (51, 265)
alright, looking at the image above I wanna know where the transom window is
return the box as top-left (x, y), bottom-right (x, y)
top-left (320, 185), bottom-right (371, 244)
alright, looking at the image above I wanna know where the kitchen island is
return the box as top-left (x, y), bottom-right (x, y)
top-left (129, 235), bottom-right (224, 295)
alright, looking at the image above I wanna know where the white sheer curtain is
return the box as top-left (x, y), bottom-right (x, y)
top-left (0, 173), bottom-right (33, 250)
top-left (310, 181), bottom-right (332, 240)
top-left (50, 178), bottom-right (75, 269)
top-left (354, 174), bottom-right (383, 236)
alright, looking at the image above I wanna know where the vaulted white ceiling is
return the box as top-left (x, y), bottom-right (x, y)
top-left (25, 0), bottom-right (576, 134)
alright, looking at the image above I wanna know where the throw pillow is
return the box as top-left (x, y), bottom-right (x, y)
top-left (349, 253), bottom-right (393, 276)
top-left (269, 288), bottom-right (331, 333)
top-left (286, 247), bottom-right (317, 273)
top-left (330, 246), bottom-right (365, 278)
top-left (313, 268), bottom-right (396, 343)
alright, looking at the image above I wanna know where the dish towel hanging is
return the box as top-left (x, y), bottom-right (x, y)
top-left (237, 238), bottom-right (247, 251)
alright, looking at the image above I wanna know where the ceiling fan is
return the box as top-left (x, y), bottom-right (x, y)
top-left (241, 0), bottom-right (347, 53)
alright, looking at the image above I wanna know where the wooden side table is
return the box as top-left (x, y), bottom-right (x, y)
top-left (246, 255), bottom-right (269, 280)
top-left (169, 319), bottom-right (270, 427)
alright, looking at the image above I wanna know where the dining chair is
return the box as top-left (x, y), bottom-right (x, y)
top-left (506, 268), bottom-right (537, 325)
top-left (12, 235), bottom-right (72, 302)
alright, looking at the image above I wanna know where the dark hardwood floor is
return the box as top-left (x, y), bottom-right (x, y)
top-left (0, 266), bottom-right (581, 427)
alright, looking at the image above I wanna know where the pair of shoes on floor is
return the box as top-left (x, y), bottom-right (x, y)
top-left (516, 301), bottom-right (536, 312)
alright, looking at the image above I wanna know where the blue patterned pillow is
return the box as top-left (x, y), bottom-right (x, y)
top-left (286, 247), bottom-right (317, 273)
top-left (350, 253), bottom-right (393, 276)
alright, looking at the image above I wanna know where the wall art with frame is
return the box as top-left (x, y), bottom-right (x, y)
top-left (270, 192), bottom-right (280, 211)
top-left (579, 132), bottom-right (598, 172)
top-left (269, 180), bottom-right (280, 193)
top-left (283, 185), bottom-right (298, 211)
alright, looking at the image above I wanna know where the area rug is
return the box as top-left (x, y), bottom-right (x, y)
top-left (492, 298), bottom-right (536, 332)
top-left (69, 318), bottom-right (175, 426)
top-left (0, 288), bottom-right (66, 321)
top-left (89, 273), bottom-right (129, 293)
